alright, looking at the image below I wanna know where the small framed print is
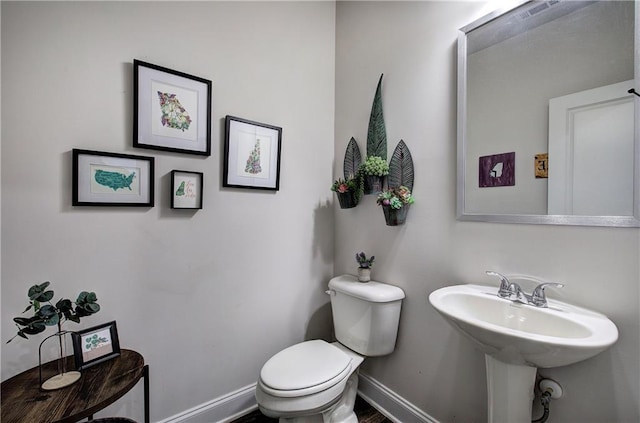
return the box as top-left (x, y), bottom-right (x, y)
top-left (479, 152), bottom-right (515, 188)
top-left (72, 149), bottom-right (154, 206)
top-left (71, 321), bottom-right (121, 371)
top-left (223, 115), bottom-right (282, 191)
top-left (535, 153), bottom-right (548, 178)
top-left (133, 59), bottom-right (212, 156)
top-left (171, 170), bottom-right (203, 209)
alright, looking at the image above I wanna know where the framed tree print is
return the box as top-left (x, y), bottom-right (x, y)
top-left (133, 59), bottom-right (212, 156)
top-left (223, 115), bottom-right (282, 191)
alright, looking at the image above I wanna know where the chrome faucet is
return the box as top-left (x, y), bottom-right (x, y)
top-left (485, 271), bottom-right (512, 298)
top-left (485, 271), bottom-right (564, 308)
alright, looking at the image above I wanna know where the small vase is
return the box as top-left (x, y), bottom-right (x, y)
top-left (336, 191), bottom-right (358, 209)
top-left (39, 330), bottom-right (81, 391)
top-left (357, 267), bottom-right (371, 282)
top-left (382, 204), bottom-right (409, 226)
top-left (364, 175), bottom-right (385, 195)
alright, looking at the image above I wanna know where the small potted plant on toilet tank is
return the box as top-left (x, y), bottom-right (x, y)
top-left (355, 252), bottom-right (375, 282)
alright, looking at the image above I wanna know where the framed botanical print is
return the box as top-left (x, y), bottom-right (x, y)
top-left (133, 59), bottom-right (212, 156)
top-left (71, 321), bottom-right (121, 370)
top-left (171, 170), bottom-right (203, 209)
top-left (223, 115), bottom-right (282, 191)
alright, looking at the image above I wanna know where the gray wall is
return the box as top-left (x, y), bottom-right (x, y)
top-left (1, 1), bottom-right (336, 421)
top-left (335, 1), bottom-right (639, 422)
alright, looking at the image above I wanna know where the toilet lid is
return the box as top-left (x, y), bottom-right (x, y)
top-left (260, 340), bottom-right (352, 392)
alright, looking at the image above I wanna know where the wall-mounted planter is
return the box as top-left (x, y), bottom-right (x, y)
top-left (382, 204), bottom-right (410, 226)
top-left (336, 191), bottom-right (359, 209)
top-left (364, 175), bottom-right (385, 195)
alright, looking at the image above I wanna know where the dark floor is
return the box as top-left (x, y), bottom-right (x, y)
top-left (231, 396), bottom-right (392, 423)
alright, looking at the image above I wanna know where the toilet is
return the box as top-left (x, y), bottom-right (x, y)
top-left (255, 274), bottom-right (405, 423)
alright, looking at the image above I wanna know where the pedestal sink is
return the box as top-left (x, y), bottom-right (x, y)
top-left (428, 284), bottom-right (618, 423)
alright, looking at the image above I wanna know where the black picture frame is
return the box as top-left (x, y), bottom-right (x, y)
top-left (171, 170), bottom-right (203, 209)
top-left (72, 321), bottom-right (121, 371)
top-left (133, 59), bottom-right (212, 156)
top-left (223, 115), bottom-right (282, 191)
top-left (72, 149), bottom-right (154, 207)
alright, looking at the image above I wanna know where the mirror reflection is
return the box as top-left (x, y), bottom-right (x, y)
top-left (458, 0), bottom-right (638, 226)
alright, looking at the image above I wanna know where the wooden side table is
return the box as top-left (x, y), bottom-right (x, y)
top-left (1, 349), bottom-right (149, 423)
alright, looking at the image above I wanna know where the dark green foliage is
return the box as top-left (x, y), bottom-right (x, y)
top-left (7, 282), bottom-right (100, 343)
top-left (28, 281), bottom-right (54, 302)
top-left (76, 291), bottom-right (100, 317)
top-left (366, 74), bottom-right (387, 160)
top-left (388, 140), bottom-right (415, 192)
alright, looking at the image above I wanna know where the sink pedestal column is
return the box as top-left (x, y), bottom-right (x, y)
top-left (485, 355), bottom-right (537, 423)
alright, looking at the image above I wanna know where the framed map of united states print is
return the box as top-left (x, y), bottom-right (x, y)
top-left (72, 149), bottom-right (154, 207)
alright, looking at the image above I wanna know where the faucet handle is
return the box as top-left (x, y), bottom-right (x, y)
top-left (486, 271), bottom-right (511, 298)
top-left (531, 282), bottom-right (564, 307)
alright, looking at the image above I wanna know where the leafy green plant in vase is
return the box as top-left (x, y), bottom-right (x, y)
top-left (359, 156), bottom-right (389, 195)
top-left (377, 186), bottom-right (415, 226)
top-left (7, 281), bottom-right (100, 390)
top-left (355, 252), bottom-right (375, 282)
top-left (331, 177), bottom-right (360, 209)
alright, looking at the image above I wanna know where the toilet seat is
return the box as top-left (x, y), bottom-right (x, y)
top-left (259, 340), bottom-right (352, 398)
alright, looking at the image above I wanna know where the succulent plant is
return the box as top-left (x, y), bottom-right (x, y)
top-left (377, 186), bottom-right (415, 210)
top-left (331, 177), bottom-right (358, 193)
top-left (355, 252), bottom-right (375, 269)
top-left (360, 156), bottom-right (389, 177)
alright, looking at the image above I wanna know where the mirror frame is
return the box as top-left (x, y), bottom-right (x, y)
top-left (457, 0), bottom-right (640, 227)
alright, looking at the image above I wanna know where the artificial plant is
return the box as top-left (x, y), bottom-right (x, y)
top-left (7, 281), bottom-right (100, 343)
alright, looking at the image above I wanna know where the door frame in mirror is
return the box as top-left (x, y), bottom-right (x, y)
top-left (456, 0), bottom-right (640, 227)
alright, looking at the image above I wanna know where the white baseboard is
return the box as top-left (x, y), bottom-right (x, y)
top-left (156, 383), bottom-right (258, 423)
top-left (156, 374), bottom-right (438, 423)
top-left (357, 373), bottom-right (439, 423)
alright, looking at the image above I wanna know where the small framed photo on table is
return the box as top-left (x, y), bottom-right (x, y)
top-left (223, 115), bottom-right (282, 191)
top-left (72, 149), bottom-right (154, 207)
top-left (72, 321), bottom-right (121, 371)
top-left (133, 59), bottom-right (212, 156)
top-left (171, 170), bottom-right (203, 209)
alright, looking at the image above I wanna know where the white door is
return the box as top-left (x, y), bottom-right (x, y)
top-left (548, 80), bottom-right (635, 216)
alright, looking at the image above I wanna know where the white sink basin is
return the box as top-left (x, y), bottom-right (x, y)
top-left (429, 284), bottom-right (618, 368)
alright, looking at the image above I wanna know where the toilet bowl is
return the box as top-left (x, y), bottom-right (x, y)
top-left (255, 275), bottom-right (405, 423)
top-left (256, 340), bottom-right (364, 423)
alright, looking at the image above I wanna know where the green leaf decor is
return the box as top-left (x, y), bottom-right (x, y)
top-left (367, 74), bottom-right (387, 160)
top-left (343, 137), bottom-right (362, 179)
top-left (388, 140), bottom-right (415, 192)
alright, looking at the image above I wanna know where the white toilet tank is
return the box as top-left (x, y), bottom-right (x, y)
top-left (328, 274), bottom-right (405, 356)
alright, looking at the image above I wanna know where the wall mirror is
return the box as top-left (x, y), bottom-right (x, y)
top-left (457, 0), bottom-right (639, 227)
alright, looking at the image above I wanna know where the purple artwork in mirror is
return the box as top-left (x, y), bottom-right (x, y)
top-left (479, 152), bottom-right (515, 188)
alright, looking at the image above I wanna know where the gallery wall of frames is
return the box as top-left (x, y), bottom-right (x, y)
top-left (72, 59), bottom-right (283, 211)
